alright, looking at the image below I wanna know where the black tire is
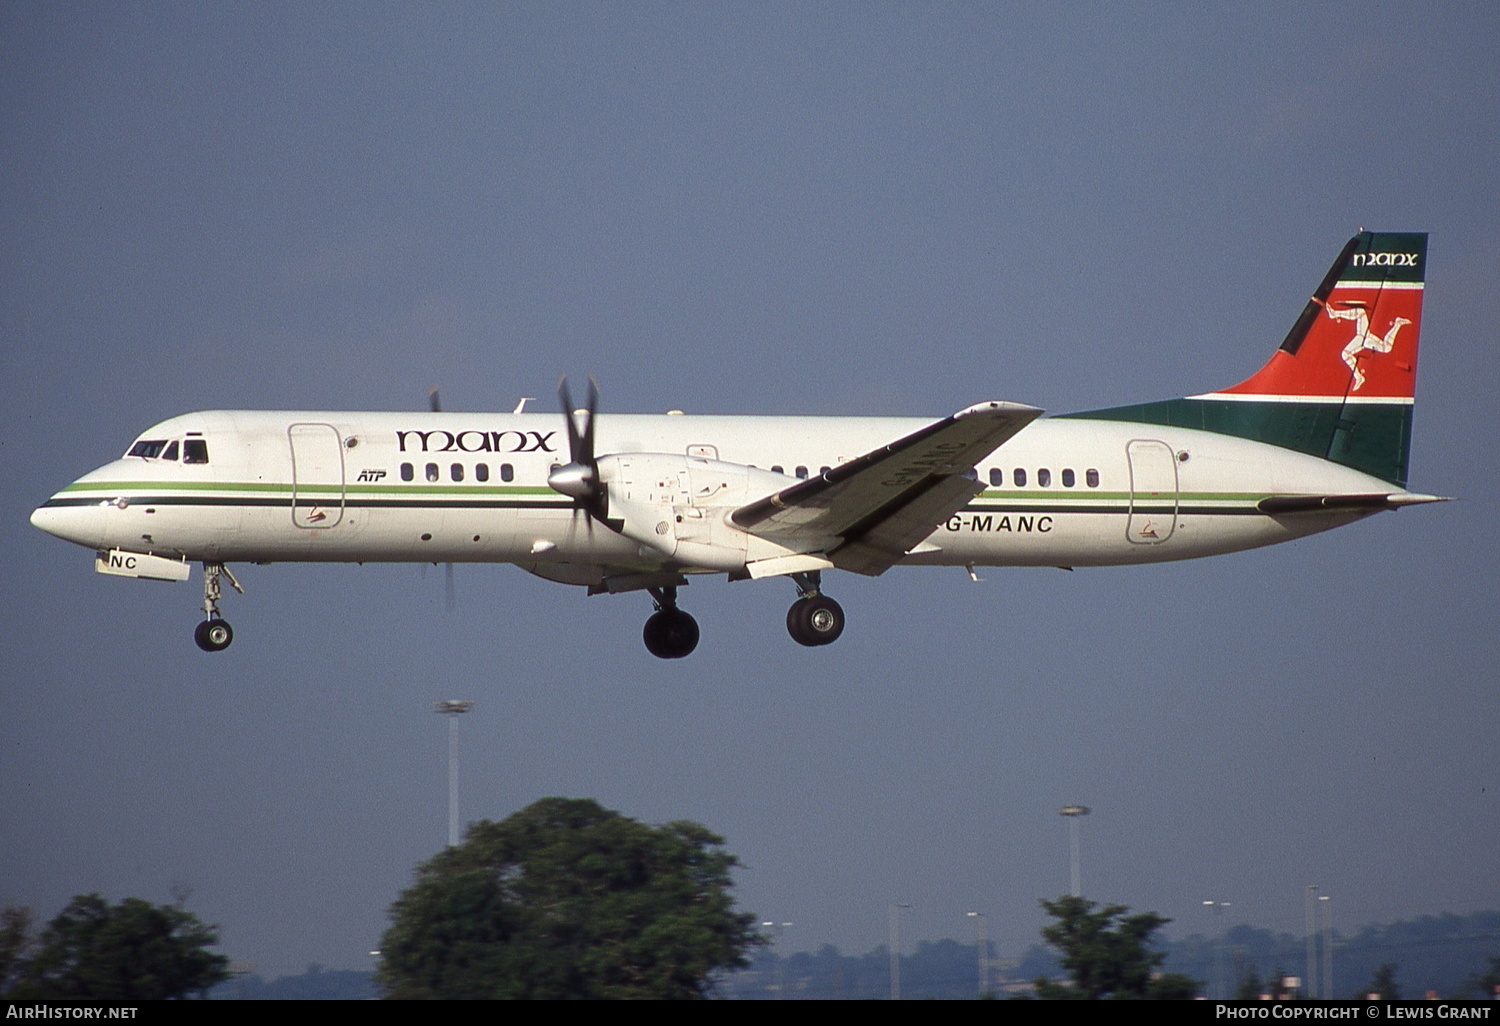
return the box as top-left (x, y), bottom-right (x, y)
top-left (643, 609), bottom-right (699, 659)
top-left (194, 618), bottom-right (233, 653)
top-left (787, 595), bottom-right (845, 647)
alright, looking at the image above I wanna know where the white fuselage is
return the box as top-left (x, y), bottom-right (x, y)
top-left (32, 408), bottom-right (1392, 577)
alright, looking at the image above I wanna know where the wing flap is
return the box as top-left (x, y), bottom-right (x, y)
top-left (828, 472), bottom-right (982, 576)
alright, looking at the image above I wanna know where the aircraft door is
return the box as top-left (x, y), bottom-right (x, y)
top-left (1126, 439), bottom-right (1177, 544)
top-left (288, 423), bottom-right (346, 528)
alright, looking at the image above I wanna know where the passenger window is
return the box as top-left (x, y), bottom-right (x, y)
top-left (1013, 468), bottom-right (1027, 487)
top-left (401, 463), bottom-right (414, 482)
top-left (182, 440), bottom-right (209, 464)
top-left (795, 466), bottom-right (808, 479)
top-left (820, 466), bottom-right (831, 475)
top-left (1062, 468), bottom-right (1075, 487)
top-left (989, 468), bottom-right (1003, 487)
top-left (771, 465), bottom-right (784, 475)
top-left (501, 463), bottom-right (514, 482)
top-left (475, 463), bottom-right (489, 482)
top-left (1037, 468), bottom-right (1051, 487)
top-left (162, 441), bottom-right (180, 461)
top-left (425, 463), bottom-right (439, 482)
top-left (1086, 468), bottom-right (1100, 487)
top-left (451, 463), bottom-right (464, 482)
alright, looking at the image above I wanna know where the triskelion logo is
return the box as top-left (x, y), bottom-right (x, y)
top-left (1324, 300), bottom-right (1412, 391)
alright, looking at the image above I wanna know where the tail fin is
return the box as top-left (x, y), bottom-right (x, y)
top-left (1065, 231), bottom-right (1428, 485)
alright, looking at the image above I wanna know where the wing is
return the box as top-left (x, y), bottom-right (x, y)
top-left (730, 401), bottom-right (1044, 576)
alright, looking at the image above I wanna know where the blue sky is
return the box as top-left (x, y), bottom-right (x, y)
top-left (3, 2), bottom-right (1496, 975)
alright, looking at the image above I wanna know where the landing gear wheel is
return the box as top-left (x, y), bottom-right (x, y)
top-left (787, 595), bottom-right (845, 647)
top-left (643, 609), bottom-right (700, 659)
top-left (194, 618), bottom-right (233, 653)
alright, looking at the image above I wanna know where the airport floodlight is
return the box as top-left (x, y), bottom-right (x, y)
top-left (435, 700), bottom-right (474, 847)
top-left (967, 911), bottom-right (990, 998)
top-left (1203, 900), bottom-right (1232, 998)
top-left (1059, 805), bottom-right (1090, 896)
top-left (889, 903), bottom-right (911, 1001)
top-left (1319, 894), bottom-right (1333, 999)
top-left (761, 921), bottom-right (792, 998)
top-left (1305, 885), bottom-right (1318, 999)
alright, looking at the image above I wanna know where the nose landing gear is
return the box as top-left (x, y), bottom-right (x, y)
top-left (643, 585), bottom-right (699, 659)
top-left (194, 562), bottom-right (242, 653)
top-left (786, 571), bottom-right (845, 647)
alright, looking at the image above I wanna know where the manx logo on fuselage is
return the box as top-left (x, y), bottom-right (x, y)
top-left (395, 429), bottom-right (557, 453)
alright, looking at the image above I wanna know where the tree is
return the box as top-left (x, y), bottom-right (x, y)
top-left (1032, 895), bottom-right (1199, 1000)
top-left (7, 894), bottom-right (228, 999)
top-left (1467, 956), bottom-right (1500, 999)
top-left (377, 797), bottom-right (762, 999)
top-left (0, 906), bottom-right (34, 995)
top-left (1233, 963), bottom-right (1264, 1001)
top-left (1363, 962), bottom-right (1401, 1000)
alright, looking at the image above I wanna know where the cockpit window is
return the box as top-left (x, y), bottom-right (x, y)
top-left (162, 440), bottom-right (180, 461)
top-left (182, 439), bottom-right (209, 464)
top-left (128, 439), bottom-right (168, 458)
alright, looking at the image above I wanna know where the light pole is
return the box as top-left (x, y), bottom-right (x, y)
top-left (761, 920), bottom-right (792, 999)
top-left (889, 902), bottom-right (910, 1000)
top-left (1059, 805), bottom-right (1090, 896)
top-left (1319, 894), bottom-right (1333, 999)
top-left (435, 700), bottom-right (474, 847)
top-left (967, 911), bottom-right (990, 998)
top-left (1304, 885), bottom-right (1319, 1000)
top-left (1203, 900), bottom-right (1232, 998)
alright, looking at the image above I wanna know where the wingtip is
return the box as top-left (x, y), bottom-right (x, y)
top-left (1387, 492), bottom-right (1454, 507)
top-left (954, 400), bottom-right (1045, 419)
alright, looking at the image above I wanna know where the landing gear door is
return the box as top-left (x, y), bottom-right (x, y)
top-left (289, 423), bottom-right (345, 528)
top-left (1126, 439), bottom-right (1177, 544)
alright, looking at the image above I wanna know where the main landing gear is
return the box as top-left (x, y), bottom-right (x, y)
top-left (194, 562), bottom-right (242, 653)
top-left (785, 571), bottom-right (845, 648)
top-left (643, 585), bottom-right (699, 660)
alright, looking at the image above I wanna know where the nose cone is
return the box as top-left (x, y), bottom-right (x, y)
top-left (30, 499), bottom-right (108, 549)
top-left (30, 502), bottom-right (63, 536)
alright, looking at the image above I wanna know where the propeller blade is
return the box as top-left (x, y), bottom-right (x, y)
top-left (427, 386), bottom-right (442, 413)
top-left (580, 376), bottom-right (598, 467)
top-left (553, 376), bottom-right (609, 526)
top-left (444, 562), bottom-right (456, 613)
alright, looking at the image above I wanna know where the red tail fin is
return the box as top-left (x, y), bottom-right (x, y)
top-left (1203, 232), bottom-right (1426, 401)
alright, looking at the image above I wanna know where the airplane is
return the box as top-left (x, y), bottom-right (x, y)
top-left (31, 231), bottom-right (1447, 659)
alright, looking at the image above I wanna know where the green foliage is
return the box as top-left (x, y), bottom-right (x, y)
top-left (1467, 956), bottom-right (1500, 999)
top-left (0, 906), bottom-right (34, 994)
top-left (377, 797), bottom-right (762, 999)
top-left (1363, 961), bottom-right (1400, 1000)
top-left (1032, 895), bottom-right (1199, 1000)
top-left (1233, 964), bottom-right (1264, 1000)
top-left (5, 894), bottom-right (228, 1000)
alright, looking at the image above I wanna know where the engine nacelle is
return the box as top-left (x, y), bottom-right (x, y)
top-left (596, 453), bottom-right (803, 572)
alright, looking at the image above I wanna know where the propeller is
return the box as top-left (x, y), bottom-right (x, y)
top-left (548, 376), bottom-right (610, 527)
